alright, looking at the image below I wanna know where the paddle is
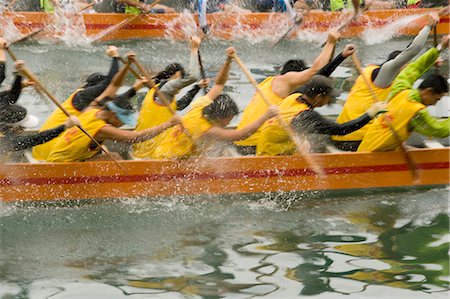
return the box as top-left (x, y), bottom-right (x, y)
top-left (351, 53), bottom-right (419, 182)
top-left (118, 56), bottom-right (142, 79)
top-left (319, 1), bottom-right (374, 48)
top-left (90, 0), bottom-right (163, 43)
top-left (273, 8), bottom-right (312, 46)
top-left (9, 3), bottom-right (96, 45)
top-left (197, 47), bottom-right (208, 94)
top-left (130, 55), bottom-right (212, 147)
top-left (232, 53), bottom-right (324, 177)
top-left (6, 48), bottom-right (128, 174)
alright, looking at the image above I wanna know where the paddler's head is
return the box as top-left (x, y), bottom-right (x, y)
top-left (84, 72), bottom-right (108, 88)
top-left (153, 63), bottom-right (186, 84)
top-left (280, 59), bottom-right (307, 75)
top-left (419, 74), bottom-right (449, 106)
top-left (301, 75), bottom-right (340, 108)
top-left (202, 94), bottom-right (239, 127)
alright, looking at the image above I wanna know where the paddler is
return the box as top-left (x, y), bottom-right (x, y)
top-left (358, 35), bottom-right (449, 152)
top-left (117, 0), bottom-right (176, 13)
top-left (131, 35), bottom-right (204, 159)
top-left (46, 55), bottom-right (181, 162)
top-left (32, 45), bottom-right (121, 161)
top-left (0, 60), bottom-right (80, 159)
top-left (332, 13), bottom-right (440, 151)
top-left (234, 28), bottom-right (340, 155)
top-left (148, 47), bottom-right (279, 159)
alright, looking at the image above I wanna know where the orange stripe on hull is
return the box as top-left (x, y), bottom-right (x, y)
top-left (0, 148), bottom-right (448, 202)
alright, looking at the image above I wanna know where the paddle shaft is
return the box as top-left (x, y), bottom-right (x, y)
top-left (351, 53), bottom-right (419, 181)
top-left (10, 3), bottom-right (97, 45)
top-left (197, 49), bottom-right (208, 94)
top-left (232, 53), bottom-right (324, 176)
top-left (6, 48), bottom-right (128, 174)
top-left (273, 8), bottom-right (312, 46)
top-left (130, 57), bottom-right (198, 139)
top-left (91, 0), bottom-right (163, 42)
top-left (118, 56), bottom-right (142, 79)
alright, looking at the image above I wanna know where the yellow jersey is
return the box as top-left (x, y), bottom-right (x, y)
top-left (358, 90), bottom-right (425, 152)
top-left (32, 90), bottom-right (82, 161)
top-left (256, 93), bottom-right (308, 156)
top-left (333, 65), bottom-right (391, 142)
top-left (47, 108), bottom-right (108, 162)
top-left (235, 76), bottom-right (284, 147)
top-left (151, 95), bottom-right (213, 159)
top-left (132, 86), bottom-right (176, 158)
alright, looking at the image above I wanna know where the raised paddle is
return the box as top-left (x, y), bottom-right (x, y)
top-left (232, 53), bottom-right (324, 177)
top-left (273, 8), bottom-right (312, 46)
top-left (90, 0), bottom-right (163, 43)
top-left (118, 56), bottom-right (143, 79)
top-left (130, 56), bottom-right (205, 144)
top-left (197, 50), bottom-right (208, 94)
top-left (351, 53), bottom-right (419, 182)
top-left (6, 48), bottom-right (128, 174)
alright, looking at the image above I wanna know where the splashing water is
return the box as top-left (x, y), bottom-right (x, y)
top-left (51, 2), bottom-right (90, 47)
top-left (165, 10), bottom-right (199, 41)
top-left (361, 14), bottom-right (426, 45)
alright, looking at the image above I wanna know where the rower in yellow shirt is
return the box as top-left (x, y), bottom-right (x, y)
top-left (358, 35), bottom-right (449, 152)
top-left (332, 13), bottom-right (439, 151)
top-left (234, 28), bottom-right (340, 155)
top-left (257, 75), bottom-right (385, 155)
top-left (32, 46), bottom-right (121, 161)
top-left (132, 36), bottom-right (204, 159)
top-left (150, 47), bottom-right (278, 159)
top-left (46, 54), bottom-right (181, 162)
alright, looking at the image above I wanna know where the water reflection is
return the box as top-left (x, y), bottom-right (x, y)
top-left (0, 190), bottom-right (448, 298)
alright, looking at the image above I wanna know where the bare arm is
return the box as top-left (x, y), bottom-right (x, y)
top-left (202, 107), bottom-right (277, 141)
top-left (93, 57), bottom-right (131, 103)
top-left (206, 47), bottom-right (235, 100)
top-left (159, 37), bottom-right (201, 99)
top-left (273, 29), bottom-right (339, 97)
top-left (96, 118), bottom-right (178, 143)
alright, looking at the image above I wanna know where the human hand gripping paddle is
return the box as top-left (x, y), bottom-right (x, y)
top-left (351, 53), bottom-right (419, 182)
top-left (232, 53), bottom-right (325, 177)
top-left (6, 48), bottom-right (128, 174)
top-left (128, 55), bottom-right (197, 142)
top-left (90, 0), bottom-right (163, 43)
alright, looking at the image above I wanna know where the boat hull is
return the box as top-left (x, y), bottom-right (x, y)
top-left (3, 9), bottom-right (449, 41)
top-left (0, 148), bottom-right (448, 202)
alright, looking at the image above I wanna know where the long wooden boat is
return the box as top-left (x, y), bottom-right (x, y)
top-left (2, 8), bottom-right (448, 41)
top-left (0, 148), bottom-right (448, 202)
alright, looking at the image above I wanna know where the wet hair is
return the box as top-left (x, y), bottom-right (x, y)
top-left (84, 72), bottom-right (107, 88)
top-left (0, 104), bottom-right (26, 123)
top-left (419, 74), bottom-right (449, 94)
top-left (202, 94), bottom-right (239, 121)
top-left (153, 63), bottom-right (186, 84)
top-left (280, 59), bottom-right (307, 75)
top-left (379, 50), bottom-right (402, 66)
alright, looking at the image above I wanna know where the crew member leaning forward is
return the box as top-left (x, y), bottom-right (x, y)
top-left (148, 47), bottom-right (278, 159)
top-left (46, 56), bottom-right (180, 162)
top-left (234, 28), bottom-right (340, 155)
top-left (358, 35), bottom-right (450, 152)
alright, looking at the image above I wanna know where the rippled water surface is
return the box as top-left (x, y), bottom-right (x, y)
top-left (0, 188), bottom-right (449, 298)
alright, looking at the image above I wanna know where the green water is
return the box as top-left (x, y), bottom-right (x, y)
top-left (0, 188), bottom-right (448, 298)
